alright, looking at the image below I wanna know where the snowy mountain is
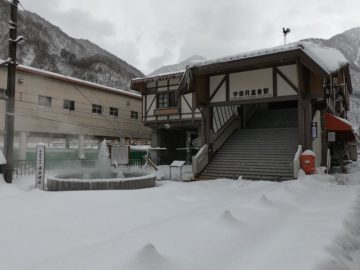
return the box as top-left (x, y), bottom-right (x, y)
top-left (149, 55), bottom-right (206, 76)
top-left (0, 0), bottom-right (143, 89)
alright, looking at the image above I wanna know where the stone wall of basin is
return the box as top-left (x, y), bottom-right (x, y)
top-left (47, 175), bottom-right (157, 191)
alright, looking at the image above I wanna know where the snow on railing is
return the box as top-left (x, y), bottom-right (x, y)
top-left (192, 144), bottom-right (208, 178)
top-left (327, 148), bottom-right (331, 171)
top-left (293, 145), bottom-right (302, 178)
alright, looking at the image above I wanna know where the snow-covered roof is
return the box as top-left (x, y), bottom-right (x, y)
top-left (189, 42), bottom-right (348, 74)
top-left (132, 70), bottom-right (184, 83)
top-left (0, 59), bottom-right (8, 66)
top-left (7, 64), bottom-right (141, 99)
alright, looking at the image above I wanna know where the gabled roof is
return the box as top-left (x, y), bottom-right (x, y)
top-left (130, 42), bottom-right (350, 95)
top-left (177, 42), bottom-right (350, 95)
top-left (187, 42), bottom-right (348, 75)
top-left (131, 70), bottom-right (184, 92)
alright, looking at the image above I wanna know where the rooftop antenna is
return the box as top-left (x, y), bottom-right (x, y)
top-left (283, 27), bottom-right (290, 45)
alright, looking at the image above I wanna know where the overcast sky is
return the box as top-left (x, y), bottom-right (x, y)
top-left (20, 0), bottom-right (360, 74)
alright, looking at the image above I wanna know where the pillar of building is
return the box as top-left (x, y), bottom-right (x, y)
top-left (18, 132), bottom-right (27, 160)
top-left (197, 125), bottom-right (204, 146)
top-left (65, 136), bottom-right (70, 149)
top-left (119, 137), bottom-right (126, 146)
top-left (297, 61), bottom-right (312, 151)
top-left (151, 129), bottom-right (160, 148)
top-left (298, 94), bottom-right (312, 150)
top-left (77, 135), bottom-right (85, 159)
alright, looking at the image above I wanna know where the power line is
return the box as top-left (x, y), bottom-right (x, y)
top-left (10, 0), bottom-right (146, 140)
top-left (18, 0), bottom-right (33, 21)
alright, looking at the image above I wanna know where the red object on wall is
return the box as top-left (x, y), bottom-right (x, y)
top-left (324, 112), bottom-right (353, 131)
top-left (300, 150), bottom-right (316, 175)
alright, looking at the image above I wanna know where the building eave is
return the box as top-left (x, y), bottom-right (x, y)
top-left (11, 65), bottom-right (142, 99)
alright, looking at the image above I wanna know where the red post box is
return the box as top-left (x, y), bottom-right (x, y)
top-left (300, 150), bottom-right (316, 175)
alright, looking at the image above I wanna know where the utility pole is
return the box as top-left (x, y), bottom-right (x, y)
top-left (4, 0), bottom-right (19, 183)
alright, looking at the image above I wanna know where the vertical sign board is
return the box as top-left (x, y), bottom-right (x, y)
top-left (328, 132), bottom-right (336, 142)
top-left (35, 144), bottom-right (45, 190)
top-left (311, 122), bottom-right (318, 139)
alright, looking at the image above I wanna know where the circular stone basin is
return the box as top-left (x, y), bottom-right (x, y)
top-left (47, 171), bottom-right (157, 191)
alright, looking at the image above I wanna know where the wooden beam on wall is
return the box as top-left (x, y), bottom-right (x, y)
top-left (272, 67), bottom-right (278, 97)
top-left (195, 75), bottom-right (210, 106)
top-left (210, 75), bottom-right (226, 101)
top-left (276, 67), bottom-right (298, 93)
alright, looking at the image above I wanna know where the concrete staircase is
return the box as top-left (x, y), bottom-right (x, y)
top-left (200, 127), bottom-right (298, 180)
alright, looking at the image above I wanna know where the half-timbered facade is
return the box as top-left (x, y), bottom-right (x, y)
top-left (131, 71), bottom-right (203, 163)
top-left (133, 42), bottom-right (355, 179)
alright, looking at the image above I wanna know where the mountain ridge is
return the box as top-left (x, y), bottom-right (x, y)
top-left (0, 0), bottom-right (143, 90)
top-left (149, 55), bottom-right (206, 76)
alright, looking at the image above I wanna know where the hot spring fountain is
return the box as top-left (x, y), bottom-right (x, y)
top-left (47, 140), bottom-right (156, 191)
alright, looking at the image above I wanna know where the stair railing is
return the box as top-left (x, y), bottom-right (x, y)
top-left (192, 144), bottom-right (208, 179)
top-left (211, 116), bottom-right (240, 153)
top-left (210, 104), bottom-right (240, 153)
top-left (293, 145), bottom-right (302, 178)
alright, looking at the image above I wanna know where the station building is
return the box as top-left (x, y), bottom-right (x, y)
top-left (132, 42), bottom-right (356, 180)
top-left (0, 64), bottom-right (151, 160)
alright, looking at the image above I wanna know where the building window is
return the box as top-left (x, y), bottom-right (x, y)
top-left (109, 107), bottom-right (118, 117)
top-left (92, 104), bottom-right (102, 114)
top-left (38, 95), bottom-right (52, 107)
top-left (131, 111), bottom-right (138, 120)
top-left (157, 92), bottom-right (176, 108)
top-left (63, 99), bottom-right (75, 111)
top-left (0, 89), bottom-right (5, 100)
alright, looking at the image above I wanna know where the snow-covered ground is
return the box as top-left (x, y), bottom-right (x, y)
top-left (1, 164), bottom-right (360, 270)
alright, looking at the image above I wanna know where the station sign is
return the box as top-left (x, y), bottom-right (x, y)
top-left (35, 144), bottom-right (46, 190)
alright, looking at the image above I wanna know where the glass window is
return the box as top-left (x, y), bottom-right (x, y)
top-left (131, 111), bottom-right (138, 120)
top-left (92, 104), bottom-right (102, 114)
top-left (157, 92), bottom-right (176, 108)
top-left (109, 107), bottom-right (118, 117)
top-left (63, 99), bottom-right (75, 110)
top-left (38, 95), bottom-right (52, 107)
